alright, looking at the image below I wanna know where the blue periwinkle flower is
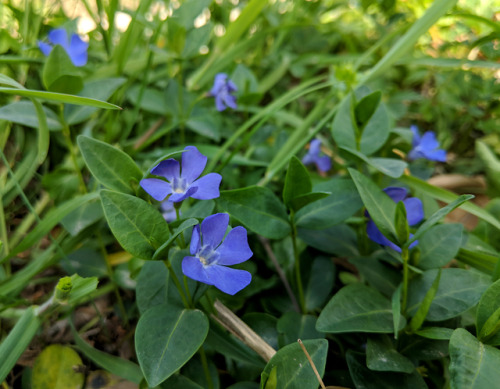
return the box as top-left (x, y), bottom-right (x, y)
top-left (160, 200), bottom-right (178, 222)
top-left (302, 138), bottom-right (332, 172)
top-left (38, 28), bottom-right (88, 67)
top-left (209, 73), bottom-right (238, 111)
top-left (366, 187), bottom-right (424, 252)
top-left (408, 125), bottom-right (447, 162)
top-left (140, 146), bottom-right (222, 203)
top-left (182, 213), bottom-right (252, 295)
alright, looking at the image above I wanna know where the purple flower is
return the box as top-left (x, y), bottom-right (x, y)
top-left (408, 125), bottom-right (447, 162)
top-left (302, 138), bottom-right (332, 172)
top-left (140, 146), bottom-right (222, 203)
top-left (182, 213), bottom-right (252, 295)
top-left (38, 28), bottom-right (88, 67)
top-left (366, 187), bottom-right (424, 252)
top-left (209, 73), bottom-right (238, 111)
top-left (160, 200), bottom-right (178, 222)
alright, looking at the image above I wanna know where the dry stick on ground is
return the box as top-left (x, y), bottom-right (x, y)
top-left (212, 300), bottom-right (276, 362)
top-left (259, 236), bottom-right (301, 313)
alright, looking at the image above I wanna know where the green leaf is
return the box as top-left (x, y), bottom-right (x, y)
top-left (406, 194), bottom-right (474, 246)
top-left (71, 323), bottom-right (143, 384)
top-left (398, 174), bottom-right (500, 231)
top-left (391, 286), bottom-right (402, 339)
top-left (66, 274), bottom-right (99, 305)
top-left (42, 45), bottom-right (83, 94)
top-left (135, 304), bottom-right (209, 387)
top-left (153, 218), bottom-right (199, 261)
top-left (366, 335), bottom-right (414, 373)
top-left (341, 147), bottom-right (407, 178)
top-left (394, 201), bottom-right (409, 246)
top-left (348, 168), bottom-right (396, 241)
top-left (260, 339), bottom-right (328, 389)
top-left (407, 268), bottom-right (491, 321)
top-left (0, 87), bottom-right (122, 109)
top-left (409, 269), bottom-right (441, 332)
top-left (305, 256), bottom-right (335, 311)
top-left (415, 327), bottom-right (454, 340)
top-left (216, 186), bottom-right (290, 239)
top-left (100, 190), bottom-right (170, 260)
top-left (0, 101), bottom-right (62, 130)
top-left (31, 97), bottom-right (50, 165)
top-left (449, 328), bottom-right (500, 389)
top-left (65, 77), bottom-right (126, 125)
top-left (295, 178), bottom-right (362, 229)
top-left (0, 73), bottom-right (24, 88)
top-left (476, 279), bottom-right (500, 345)
top-left (0, 307), bottom-right (41, 383)
top-left (32, 345), bottom-right (84, 389)
top-left (346, 351), bottom-right (428, 389)
top-left (316, 283), bottom-right (406, 333)
top-left (417, 224), bottom-right (463, 269)
top-left (61, 199), bottom-right (103, 236)
top-left (288, 192), bottom-right (331, 213)
top-left (136, 261), bottom-right (169, 315)
top-left (78, 135), bottom-right (143, 194)
top-left (355, 90), bottom-right (382, 128)
top-left (277, 312), bottom-right (324, 348)
top-left (299, 224), bottom-right (359, 257)
top-left (282, 156), bottom-right (311, 208)
top-left (350, 256), bottom-right (402, 298)
top-left (3, 192), bottom-right (99, 261)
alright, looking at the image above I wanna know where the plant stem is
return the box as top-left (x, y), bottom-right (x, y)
top-left (164, 260), bottom-right (190, 308)
top-left (198, 346), bottom-right (214, 389)
top-left (290, 212), bottom-right (306, 313)
top-left (401, 247), bottom-right (410, 313)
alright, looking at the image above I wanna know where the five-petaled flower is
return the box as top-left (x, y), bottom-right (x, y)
top-left (366, 187), bottom-right (424, 252)
top-left (160, 200), bottom-right (178, 223)
top-left (209, 73), bottom-right (238, 111)
top-left (408, 125), bottom-right (447, 162)
top-left (182, 213), bottom-right (252, 295)
top-left (140, 146), bottom-right (222, 203)
top-left (302, 138), bottom-right (332, 173)
top-left (38, 28), bottom-right (88, 67)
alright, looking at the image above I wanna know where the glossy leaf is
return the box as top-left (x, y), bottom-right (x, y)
top-left (152, 218), bottom-right (199, 260)
top-left (136, 261), bottom-right (169, 314)
top-left (409, 269), bottom-right (441, 332)
top-left (366, 335), bottom-right (414, 373)
top-left (135, 304), bottom-right (209, 387)
top-left (260, 339), bottom-right (328, 389)
top-left (407, 268), bottom-right (491, 321)
top-left (295, 178), bottom-right (362, 229)
top-left (341, 147), bottom-right (407, 178)
top-left (42, 45), bottom-right (83, 94)
top-left (415, 327), bottom-right (454, 340)
top-left (449, 329), bottom-right (500, 389)
top-left (476, 279), bottom-right (500, 345)
top-left (277, 312), bottom-right (324, 348)
top-left (288, 191), bottom-right (331, 213)
top-left (282, 156), bottom-right (311, 208)
top-left (32, 345), bottom-right (84, 389)
top-left (0, 101), bottom-right (62, 130)
top-left (355, 90), bottom-right (382, 128)
top-left (216, 186), bottom-right (290, 239)
top-left (78, 135), bottom-right (143, 194)
top-left (299, 224), bottom-right (359, 257)
top-left (417, 224), bottom-right (463, 269)
top-left (100, 190), bottom-right (170, 260)
top-left (305, 256), bottom-right (335, 310)
top-left (317, 283), bottom-right (406, 333)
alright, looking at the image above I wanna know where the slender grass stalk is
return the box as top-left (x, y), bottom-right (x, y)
top-left (401, 247), bottom-right (410, 313)
top-left (290, 212), bottom-right (305, 313)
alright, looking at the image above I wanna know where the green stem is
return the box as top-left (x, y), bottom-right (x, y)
top-left (401, 247), bottom-right (410, 313)
top-left (59, 109), bottom-right (86, 194)
top-left (164, 260), bottom-right (190, 308)
top-left (290, 212), bottom-right (306, 313)
top-left (198, 346), bottom-right (214, 389)
top-left (183, 275), bottom-right (194, 307)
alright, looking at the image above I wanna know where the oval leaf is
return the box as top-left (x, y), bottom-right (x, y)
top-left (135, 304), bottom-right (209, 387)
top-left (32, 345), bottom-right (84, 389)
top-left (100, 190), bottom-right (170, 260)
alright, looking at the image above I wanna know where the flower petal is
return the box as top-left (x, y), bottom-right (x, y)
top-left (140, 178), bottom-right (172, 201)
top-left (227, 79), bottom-right (238, 92)
top-left (366, 220), bottom-right (401, 252)
top-left (410, 125), bottom-right (421, 147)
top-left (210, 73), bottom-right (228, 95)
top-left (419, 131), bottom-right (440, 152)
top-left (315, 156), bottom-right (331, 172)
top-left (181, 146), bottom-right (207, 184)
top-left (68, 34), bottom-right (88, 66)
top-left (168, 186), bottom-right (198, 203)
top-left (182, 256), bottom-right (214, 286)
top-left (190, 225), bottom-right (201, 255)
top-left (384, 187), bottom-right (408, 203)
top-left (206, 265), bottom-right (252, 295)
top-left (201, 213), bottom-right (229, 249)
top-left (151, 159), bottom-right (180, 182)
top-left (423, 148), bottom-right (447, 162)
top-left (190, 173), bottom-right (222, 200)
top-left (403, 197), bottom-right (424, 226)
top-left (309, 139), bottom-right (321, 156)
top-left (216, 226), bottom-right (252, 265)
top-left (215, 95), bottom-right (226, 111)
top-left (222, 93), bottom-right (237, 110)
top-left (48, 28), bottom-right (69, 48)
top-left (38, 41), bottom-right (53, 56)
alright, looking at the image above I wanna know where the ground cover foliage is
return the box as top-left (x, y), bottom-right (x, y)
top-left (0, 0), bottom-right (499, 388)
